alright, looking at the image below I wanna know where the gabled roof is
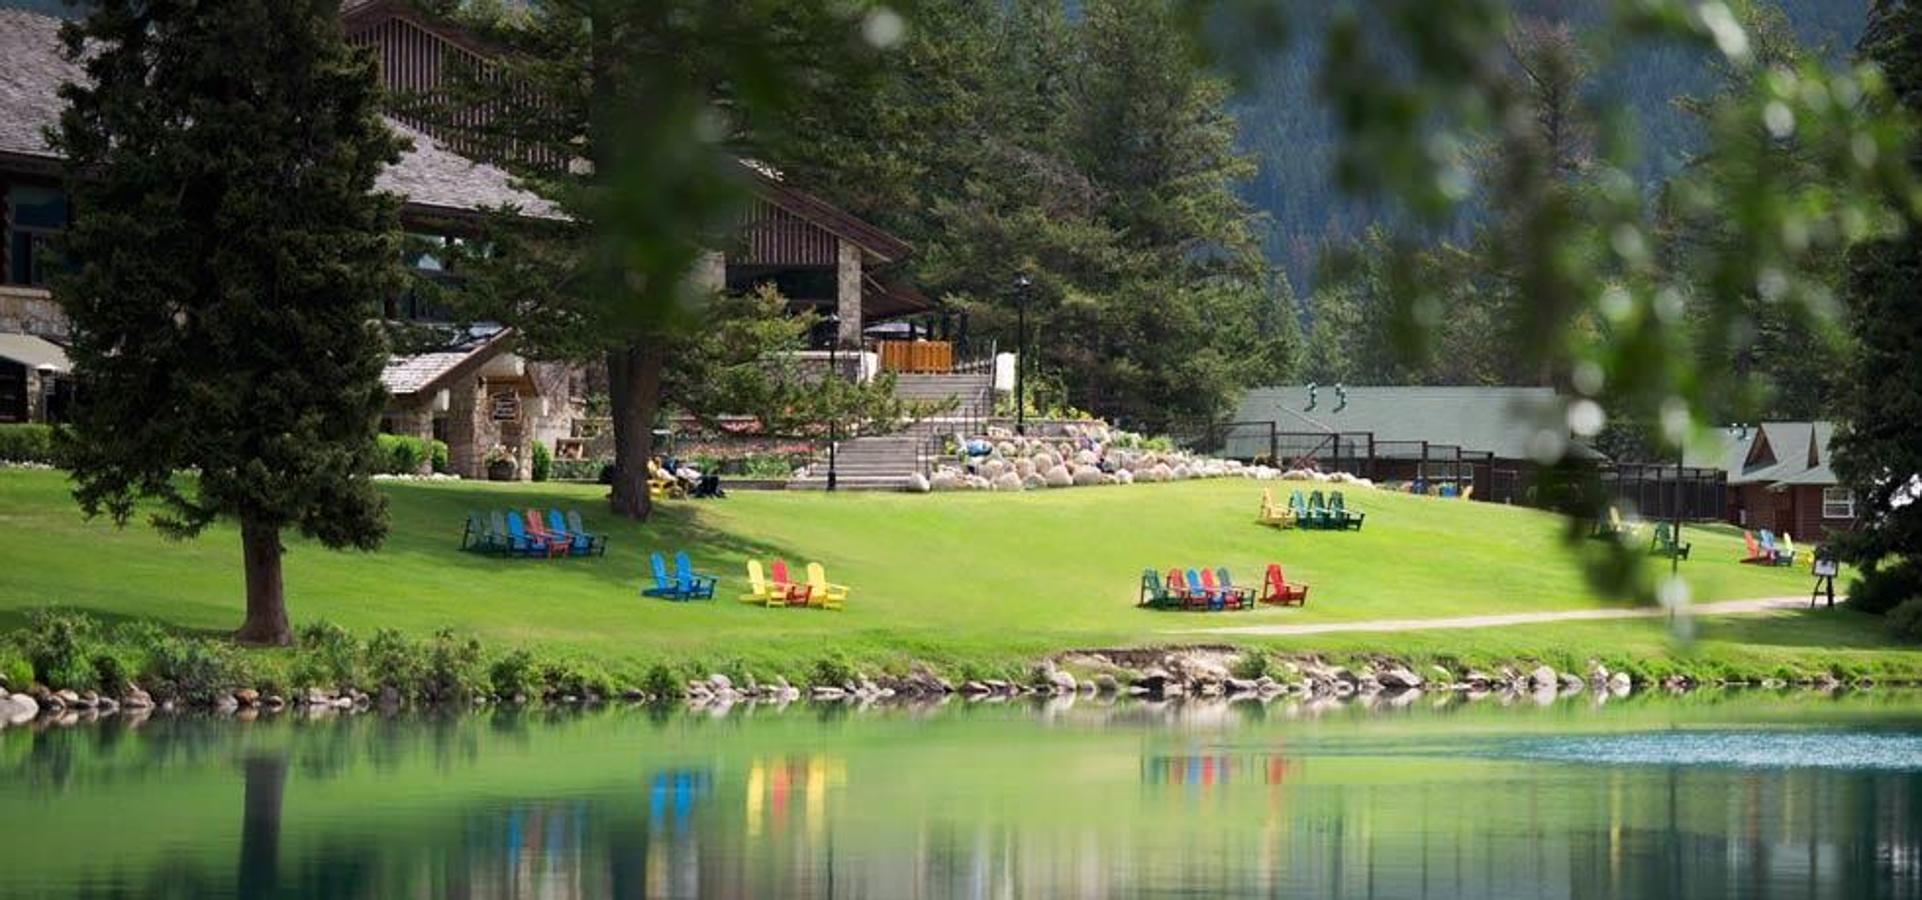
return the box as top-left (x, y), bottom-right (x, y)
top-left (1232, 385), bottom-right (1582, 461)
top-left (382, 327), bottom-right (512, 397)
top-left (739, 163), bottom-right (912, 264)
top-left (1691, 421), bottom-right (1840, 488)
top-left (0, 9), bottom-right (552, 218)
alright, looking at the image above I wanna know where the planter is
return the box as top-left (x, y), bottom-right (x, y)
top-left (486, 459), bottom-right (518, 482)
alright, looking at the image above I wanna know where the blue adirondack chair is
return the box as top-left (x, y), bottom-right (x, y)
top-left (541, 509), bottom-right (587, 557)
top-left (642, 552), bottom-right (681, 598)
top-left (1759, 530), bottom-right (1796, 567)
top-left (564, 509), bottom-right (607, 556)
top-left (1185, 569), bottom-right (1225, 610)
top-left (674, 551), bottom-right (718, 600)
top-left (504, 510), bottom-right (550, 557)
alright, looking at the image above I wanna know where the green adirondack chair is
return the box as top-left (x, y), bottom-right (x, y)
top-left (1306, 490), bottom-right (1334, 529)
top-left (462, 510), bottom-right (508, 555)
top-left (1650, 522), bottom-right (1691, 560)
top-left (1139, 568), bottom-right (1181, 609)
top-left (1330, 491), bottom-right (1365, 531)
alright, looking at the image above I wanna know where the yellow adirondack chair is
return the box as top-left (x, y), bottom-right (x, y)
top-left (1256, 489), bottom-right (1294, 528)
top-left (805, 562), bottom-right (849, 610)
top-left (1461, 484), bottom-right (1475, 501)
top-left (740, 559), bottom-right (778, 606)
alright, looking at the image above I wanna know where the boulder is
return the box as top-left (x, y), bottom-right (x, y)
top-left (1172, 464), bottom-right (1192, 480)
top-left (214, 695), bottom-right (240, 713)
top-left (907, 472), bottom-right (931, 493)
top-left (1225, 677), bottom-right (1258, 694)
top-left (234, 688), bottom-right (260, 707)
top-left (982, 459), bottom-right (1008, 480)
top-left (1031, 451), bottom-right (1057, 470)
top-left (964, 475), bottom-right (992, 491)
top-left (1132, 668), bottom-right (1172, 694)
top-left (1046, 669), bottom-right (1078, 694)
top-left (0, 693), bottom-right (37, 724)
top-left (1022, 473), bottom-right (1047, 490)
top-left (1074, 449), bottom-right (1098, 465)
top-left (930, 471), bottom-right (963, 492)
top-left (707, 673), bottom-right (733, 693)
top-left (1043, 465), bottom-right (1073, 488)
top-left (992, 471), bottom-right (1024, 492)
top-left (996, 441), bottom-right (1018, 458)
top-left (1114, 469), bottom-right (1134, 484)
top-left (1529, 665), bottom-right (1558, 690)
top-left (1093, 673), bottom-right (1119, 694)
top-left (1014, 457), bottom-right (1037, 479)
top-left (1071, 467), bottom-right (1105, 486)
top-left (1607, 671), bottom-right (1632, 694)
top-left (121, 687), bottom-right (153, 710)
top-left (1557, 672), bottom-right (1585, 691)
top-left (1377, 667), bottom-right (1424, 690)
top-left (811, 686), bottom-right (846, 700)
top-left (54, 688), bottom-right (80, 706)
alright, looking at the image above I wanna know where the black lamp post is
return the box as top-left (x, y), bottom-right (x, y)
top-left (1012, 275), bottom-right (1032, 436)
top-left (826, 313), bottom-right (840, 493)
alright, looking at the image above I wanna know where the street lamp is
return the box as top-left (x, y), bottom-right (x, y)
top-left (1012, 275), bottom-right (1032, 436)
top-left (825, 313), bottom-right (840, 493)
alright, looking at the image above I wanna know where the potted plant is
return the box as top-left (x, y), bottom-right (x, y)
top-left (484, 444), bottom-right (518, 482)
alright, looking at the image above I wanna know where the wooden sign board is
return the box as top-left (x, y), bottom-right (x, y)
top-left (490, 390), bottom-right (520, 422)
top-left (1813, 557), bottom-right (1839, 578)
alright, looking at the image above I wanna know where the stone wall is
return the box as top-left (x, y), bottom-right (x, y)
top-left (0, 287), bottom-right (68, 340)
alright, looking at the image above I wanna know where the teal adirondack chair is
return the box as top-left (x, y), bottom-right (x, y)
top-left (462, 511), bottom-right (508, 555)
top-left (1330, 492), bottom-right (1364, 531)
top-left (565, 509), bottom-right (607, 556)
top-left (642, 552), bottom-right (682, 599)
top-left (1139, 569), bottom-right (1181, 609)
top-left (1650, 522), bottom-right (1691, 560)
top-left (1306, 490), bottom-right (1334, 529)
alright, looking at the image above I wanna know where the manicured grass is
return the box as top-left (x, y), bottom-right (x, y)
top-left (0, 467), bottom-right (1911, 679)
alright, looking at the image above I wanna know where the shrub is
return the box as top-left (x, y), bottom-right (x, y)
top-left (363, 628), bottom-right (424, 696)
top-left (20, 607), bottom-right (97, 688)
top-left (0, 423), bottom-right (57, 463)
top-left (640, 663), bottom-right (680, 699)
top-left (430, 439), bottom-right (450, 474)
top-left (1230, 652), bottom-right (1271, 681)
top-left (490, 648), bottom-right (538, 699)
top-left (1846, 562), bottom-right (1922, 616)
top-left (1889, 598), bottom-right (1922, 642)
top-left (89, 645), bottom-right (140, 695)
top-left (531, 440), bottom-right (553, 482)
top-left (374, 434), bottom-right (432, 475)
top-left (292, 620), bottom-right (360, 689)
top-left (143, 637), bottom-right (241, 704)
top-left (540, 659), bottom-right (613, 699)
top-left (811, 654), bottom-right (857, 688)
top-left (0, 650), bottom-right (32, 690)
top-left (422, 630), bottom-right (487, 702)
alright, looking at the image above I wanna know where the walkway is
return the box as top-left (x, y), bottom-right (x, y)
top-left (1185, 596), bottom-right (1814, 637)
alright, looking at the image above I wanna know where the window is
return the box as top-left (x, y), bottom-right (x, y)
top-left (7, 186), bottom-right (68, 286)
top-left (1822, 487), bottom-right (1854, 519)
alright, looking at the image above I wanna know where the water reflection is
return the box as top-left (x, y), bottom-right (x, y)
top-left (1, 694), bottom-right (1920, 898)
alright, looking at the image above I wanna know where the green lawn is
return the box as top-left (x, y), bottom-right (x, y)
top-left (0, 467), bottom-right (1912, 679)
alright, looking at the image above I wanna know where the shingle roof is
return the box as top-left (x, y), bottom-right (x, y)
top-left (0, 331), bottom-right (69, 373)
top-left (381, 350), bottom-right (475, 396)
top-left (1690, 421), bottom-right (1840, 488)
top-left (1231, 385), bottom-right (1577, 461)
top-left (0, 9), bottom-right (554, 218)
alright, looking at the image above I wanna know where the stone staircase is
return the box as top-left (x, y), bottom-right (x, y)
top-left (787, 372), bottom-right (993, 490)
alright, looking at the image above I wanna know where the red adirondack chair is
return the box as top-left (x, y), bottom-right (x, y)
top-left (524, 508), bottom-right (571, 558)
top-left (1259, 563), bottom-right (1309, 606)
top-left (769, 558), bottom-right (813, 606)
top-left (1740, 531), bottom-right (1769, 565)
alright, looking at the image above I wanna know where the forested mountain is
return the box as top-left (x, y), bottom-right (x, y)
top-left (1233, 0), bottom-right (1867, 281)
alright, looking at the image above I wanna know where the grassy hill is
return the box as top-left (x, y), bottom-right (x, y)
top-left (0, 468), bottom-right (1912, 681)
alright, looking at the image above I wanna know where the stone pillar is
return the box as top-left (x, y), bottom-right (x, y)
top-left (836, 239), bottom-right (862, 350)
top-left (446, 383), bottom-right (481, 479)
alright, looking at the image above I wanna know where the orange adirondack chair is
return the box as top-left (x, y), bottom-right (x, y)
top-left (1259, 563), bottom-right (1309, 606)
top-left (1740, 531), bottom-right (1770, 564)
top-left (524, 508), bottom-right (571, 558)
top-left (1167, 568), bottom-right (1205, 610)
top-left (769, 558), bottom-right (813, 606)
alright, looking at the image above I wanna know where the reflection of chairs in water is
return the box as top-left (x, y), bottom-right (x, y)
top-left (744, 755), bottom-right (848, 841)
top-left (1141, 754), bottom-right (1291, 787)
top-left (648, 770), bottom-right (713, 831)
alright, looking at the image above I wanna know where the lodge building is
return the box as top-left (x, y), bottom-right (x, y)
top-left (0, 3), bottom-right (927, 478)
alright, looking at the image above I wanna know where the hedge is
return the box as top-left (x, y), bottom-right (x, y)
top-left (0, 423), bottom-right (57, 464)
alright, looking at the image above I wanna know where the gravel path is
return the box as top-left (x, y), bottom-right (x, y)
top-left (1184, 595), bottom-right (1816, 637)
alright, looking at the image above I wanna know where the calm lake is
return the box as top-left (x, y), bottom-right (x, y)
top-left (4, 691), bottom-right (1922, 899)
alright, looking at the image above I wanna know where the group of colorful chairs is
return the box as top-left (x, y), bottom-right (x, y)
top-left (1406, 479), bottom-right (1473, 499)
top-left (1741, 529), bottom-right (1798, 567)
top-left (1138, 564), bottom-right (1309, 611)
top-left (642, 551), bottom-right (718, 601)
top-left (1256, 489), bottom-right (1364, 531)
top-left (741, 559), bottom-right (847, 610)
top-left (461, 509), bottom-right (607, 558)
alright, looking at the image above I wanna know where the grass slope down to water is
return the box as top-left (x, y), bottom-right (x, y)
top-left (0, 468), bottom-right (1912, 678)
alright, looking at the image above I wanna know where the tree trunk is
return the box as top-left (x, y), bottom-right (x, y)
top-left (233, 515), bottom-right (291, 646)
top-left (607, 340), bottom-right (665, 520)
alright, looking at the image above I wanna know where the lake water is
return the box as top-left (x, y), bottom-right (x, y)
top-left (4, 691), bottom-right (1922, 899)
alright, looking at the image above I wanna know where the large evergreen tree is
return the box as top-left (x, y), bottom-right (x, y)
top-left (1832, 0), bottom-right (1922, 606)
top-left (51, 0), bottom-right (404, 645)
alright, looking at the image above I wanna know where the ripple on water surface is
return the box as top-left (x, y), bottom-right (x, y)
top-left (1500, 728), bottom-right (1922, 770)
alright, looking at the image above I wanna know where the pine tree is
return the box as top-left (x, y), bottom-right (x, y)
top-left (51, 0), bottom-right (404, 645)
top-left (1831, 0), bottom-right (1922, 604)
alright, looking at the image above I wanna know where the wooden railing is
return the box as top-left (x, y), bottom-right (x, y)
top-left (876, 340), bottom-right (952, 374)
